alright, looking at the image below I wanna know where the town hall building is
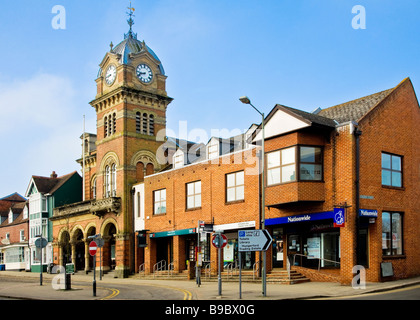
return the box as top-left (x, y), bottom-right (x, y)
top-left (51, 8), bottom-right (420, 284)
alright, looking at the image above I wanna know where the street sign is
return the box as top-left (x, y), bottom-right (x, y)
top-left (238, 230), bottom-right (272, 252)
top-left (35, 237), bottom-right (48, 248)
top-left (96, 238), bottom-right (104, 248)
top-left (212, 233), bottom-right (228, 248)
top-left (89, 241), bottom-right (98, 256)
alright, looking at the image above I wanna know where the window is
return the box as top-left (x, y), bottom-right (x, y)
top-left (187, 181), bottom-right (201, 209)
top-left (149, 114), bottom-right (154, 135)
top-left (92, 177), bottom-right (97, 199)
top-left (142, 113), bottom-right (148, 134)
top-left (154, 189), bottom-right (166, 214)
top-left (105, 166), bottom-right (111, 197)
top-left (173, 151), bottom-right (184, 169)
top-left (382, 212), bottom-right (403, 256)
top-left (112, 113), bottom-right (116, 134)
top-left (136, 112), bottom-right (141, 133)
top-left (267, 147), bottom-right (296, 185)
top-left (104, 113), bottom-right (116, 137)
top-left (299, 146), bottom-right (322, 181)
top-left (20, 230), bottom-right (25, 242)
top-left (382, 153), bottom-right (402, 187)
top-left (226, 171), bottom-right (244, 202)
top-left (207, 140), bottom-right (219, 160)
top-left (104, 116), bottom-right (108, 137)
top-left (111, 164), bottom-right (117, 196)
top-left (267, 146), bottom-right (323, 186)
top-left (137, 192), bottom-right (141, 218)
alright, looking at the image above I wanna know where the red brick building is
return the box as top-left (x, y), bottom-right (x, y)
top-left (138, 78), bottom-right (420, 284)
top-left (0, 193), bottom-right (29, 271)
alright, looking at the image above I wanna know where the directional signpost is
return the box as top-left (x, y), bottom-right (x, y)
top-left (35, 236), bottom-right (48, 286)
top-left (238, 230), bottom-right (272, 299)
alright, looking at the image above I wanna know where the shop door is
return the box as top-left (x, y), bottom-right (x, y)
top-left (272, 228), bottom-right (284, 268)
top-left (156, 237), bottom-right (172, 268)
top-left (287, 234), bottom-right (302, 266)
top-left (321, 233), bottom-right (340, 268)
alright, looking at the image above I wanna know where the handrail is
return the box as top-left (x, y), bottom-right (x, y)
top-left (292, 253), bottom-right (340, 271)
top-left (253, 261), bottom-right (260, 280)
top-left (225, 260), bottom-right (238, 278)
top-left (168, 261), bottom-right (176, 276)
top-left (139, 263), bottom-right (145, 276)
top-left (153, 260), bottom-right (167, 278)
top-left (204, 261), bottom-right (213, 279)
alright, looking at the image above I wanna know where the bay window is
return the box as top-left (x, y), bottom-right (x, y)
top-left (267, 145), bottom-right (323, 186)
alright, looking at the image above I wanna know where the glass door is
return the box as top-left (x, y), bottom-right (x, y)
top-left (287, 234), bottom-right (302, 266)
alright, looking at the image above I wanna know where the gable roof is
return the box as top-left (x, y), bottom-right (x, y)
top-left (26, 171), bottom-right (79, 197)
top-left (318, 88), bottom-right (394, 123)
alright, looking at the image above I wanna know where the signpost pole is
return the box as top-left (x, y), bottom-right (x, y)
top-left (239, 251), bottom-right (242, 299)
top-left (218, 235), bottom-right (222, 296)
top-left (40, 244), bottom-right (43, 286)
top-left (93, 254), bottom-right (96, 297)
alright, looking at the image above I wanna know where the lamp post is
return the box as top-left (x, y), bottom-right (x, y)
top-left (239, 96), bottom-right (267, 297)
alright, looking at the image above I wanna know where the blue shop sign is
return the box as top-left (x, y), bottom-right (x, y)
top-left (266, 211), bottom-right (334, 226)
top-left (359, 209), bottom-right (378, 218)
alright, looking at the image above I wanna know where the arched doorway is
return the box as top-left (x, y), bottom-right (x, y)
top-left (102, 222), bottom-right (117, 272)
top-left (73, 229), bottom-right (85, 271)
top-left (86, 226), bottom-right (96, 271)
top-left (60, 231), bottom-right (71, 266)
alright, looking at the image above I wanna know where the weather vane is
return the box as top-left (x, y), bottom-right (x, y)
top-left (125, 2), bottom-right (137, 39)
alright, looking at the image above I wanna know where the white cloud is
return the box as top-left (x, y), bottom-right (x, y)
top-left (0, 73), bottom-right (83, 196)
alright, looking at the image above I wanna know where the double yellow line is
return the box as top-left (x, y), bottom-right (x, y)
top-left (101, 287), bottom-right (120, 300)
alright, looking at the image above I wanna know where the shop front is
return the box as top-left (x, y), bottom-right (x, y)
top-left (267, 211), bottom-right (341, 270)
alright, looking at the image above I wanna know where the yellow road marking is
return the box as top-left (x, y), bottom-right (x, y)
top-left (100, 287), bottom-right (120, 300)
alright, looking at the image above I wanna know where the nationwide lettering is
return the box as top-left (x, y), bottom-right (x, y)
top-left (287, 215), bottom-right (311, 223)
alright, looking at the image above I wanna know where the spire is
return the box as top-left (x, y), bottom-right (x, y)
top-left (125, 2), bottom-right (137, 39)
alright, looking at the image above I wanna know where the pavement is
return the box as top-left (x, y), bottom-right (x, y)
top-left (0, 270), bottom-right (419, 301)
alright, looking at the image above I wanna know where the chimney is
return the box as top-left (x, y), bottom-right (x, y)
top-left (51, 171), bottom-right (58, 178)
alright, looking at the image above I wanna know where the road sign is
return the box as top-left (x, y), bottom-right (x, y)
top-left (89, 241), bottom-right (98, 256)
top-left (35, 237), bottom-right (48, 248)
top-left (238, 230), bottom-right (272, 252)
top-left (212, 233), bottom-right (228, 248)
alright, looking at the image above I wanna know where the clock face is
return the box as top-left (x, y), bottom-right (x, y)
top-left (105, 65), bottom-right (117, 85)
top-left (136, 64), bottom-right (153, 83)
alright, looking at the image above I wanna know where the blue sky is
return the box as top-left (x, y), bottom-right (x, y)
top-left (0, 0), bottom-right (419, 197)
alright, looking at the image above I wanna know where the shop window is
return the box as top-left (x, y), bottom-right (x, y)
top-left (382, 153), bottom-right (402, 187)
top-left (382, 212), bottom-right (403, 256)
top-left (187, 181), bottom-right (201, 209)
top-left (226, 171), bottom-right (244, 202)
top-left (154, 189), bottom-right (166, 214)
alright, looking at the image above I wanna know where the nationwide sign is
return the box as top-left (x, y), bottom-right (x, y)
top-left (238, 230), bottom-right (272, 252)
top-left (265, 211), bottom-right (334, 226)
top-left (359, 209), bottom-right (378, 217)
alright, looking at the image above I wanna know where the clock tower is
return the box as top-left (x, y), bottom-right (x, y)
top-left (89, 7), bottom-right (173, 277)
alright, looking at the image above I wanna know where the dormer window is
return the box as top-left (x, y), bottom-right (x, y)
top-left (173, 150), bottom-right (185, 169)
top-left (207, 139), bottom-right (219, 160)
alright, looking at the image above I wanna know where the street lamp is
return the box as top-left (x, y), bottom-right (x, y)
top-left (239, 96), bottom-right (267, 297)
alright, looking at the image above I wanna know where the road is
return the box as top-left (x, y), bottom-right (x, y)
top-left (0, 276), bottom-right (191, 300)
top-left (318, 283), bottom-right (420, 300)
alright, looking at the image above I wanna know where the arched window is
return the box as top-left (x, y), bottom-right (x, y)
top-left (104, 116), bottom-right (108, 137)
top-left (112, 113), bottom-right (116, 134)
top-left (111, 164), bottom-right (117, 196)
top-left (92, 177), bottom-right (97, 199)
top-left (142, 113), bottom-right (148, 135)
top-left (136, 162), bottom-right (144, 181)
top-left (105, 166), bottom-right (111, 197)
top-left (149, 114), bottom-right (154, 135)
top-left (146, 163), bottom-right (154, 176)
top-left (108, 116), bottom-right (112, 137)
top-left (136, 112), bottom-right (141, 133)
